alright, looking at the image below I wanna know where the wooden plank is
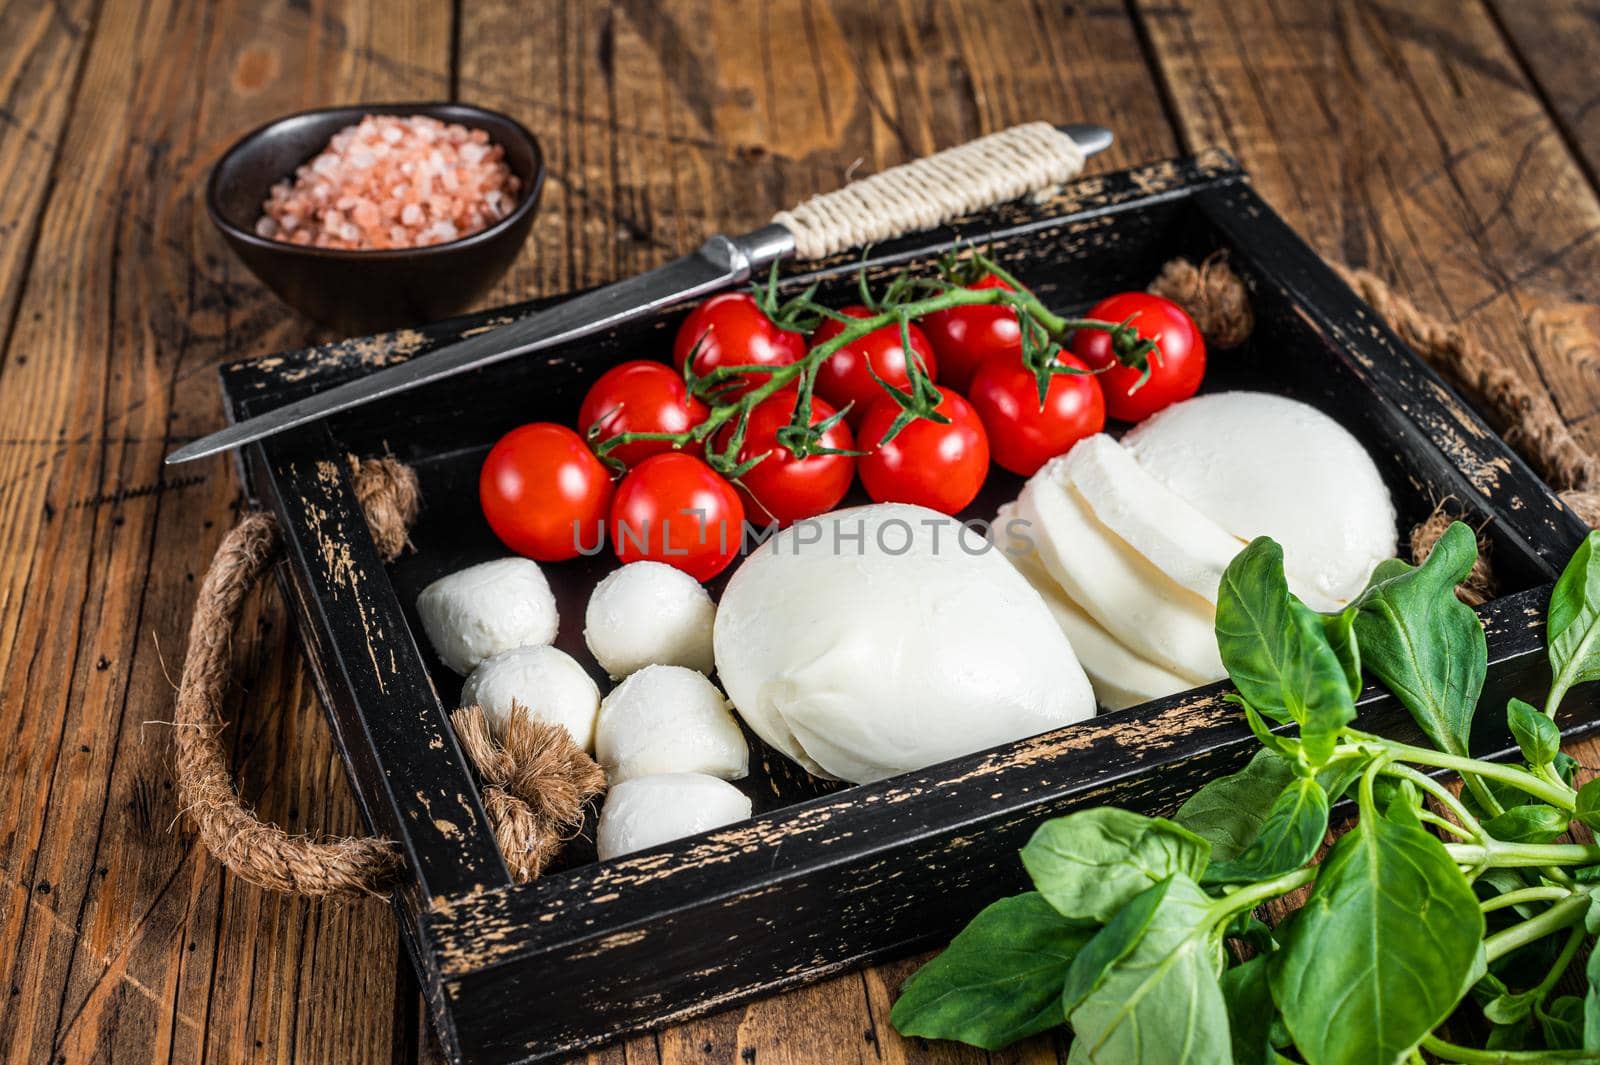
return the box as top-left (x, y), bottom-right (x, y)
top-left (0, 0), bottom-right (449, 1062)
top-left (450, 1), bottom-right (1180, 1059)
top-left (1489, 1), bottom-right (1600, 195)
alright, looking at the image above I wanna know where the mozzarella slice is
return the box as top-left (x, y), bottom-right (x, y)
top-left (596, 772), bottom-right (753, 860)
top-left (584, 561), bottom-right (716, 679)
top-left (594, 665), bottom-right (749, 785)
top-left (714, 503), bottom-right (1096, 784)
top-left (1014, 457), bottom-right (1224, 684)
top-left (460, 645), bottom-right (601, 752)
top-left (1123, 391), bottom-right (1396, 603)
top-left (1006, 547), bottom-right (1191, 711)
top-left (415, 558), bottom-right (559, 675)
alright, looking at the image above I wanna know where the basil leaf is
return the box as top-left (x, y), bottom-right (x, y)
top-left (1269, 793), bottom-right (1484, 1065)
top-left (1060, 877), bottom-right (1165, 1014)
top-left (1585, 942), bottom-right (1600, 1050)
top-left (1221, 956), bottom-right (1275, 1065)
top-left (1175, 749), bottom-right (1297, 862)
top-left (1215, 538), bottom-right (1355, 764)
top-left (1557, 751), bottom-right (1582, 786)
top-left (890, 892), bottom-right (1096, 1049)
top-left (1021, 809), bottom-right (1210, 923)
top-left (1577, 779), bottom-right (1600, 832)
top-left (1544, 995), bottom-right (1585, 1050)
top-left (1507, 696), bottom-right (1561, 766)
top-left (1549, 530), bottom-right (1600, 710)
top-left (1204, 776), bottom-right (1328, 885)
top-left (1484, 989), bottom-right (1537, 1024)
top-left (1320, 605), bottom-right (1362, 700)
top-left (1064, 875), bottom-right (1230, 1065)
top-left (1352, 522), bottom-right (1486, 757)
top-left (1482, 803), bottom-right (1570, 845)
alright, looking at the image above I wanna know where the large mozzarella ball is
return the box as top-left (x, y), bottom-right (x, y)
top-left (594, 665), bottom-right (748, 784)
top-left (460, 645), bottom-right (601, 751)
top-left (596, 772), bottom-right (753, 860)
top-left (584, 561), bottom-right (716, 678)
top-left (714, 502), bottom-right (1096, 784)
top-left (416, 558), bottom-right (559, 674)
top-left (1122, 392), bottom-right (1396, 604)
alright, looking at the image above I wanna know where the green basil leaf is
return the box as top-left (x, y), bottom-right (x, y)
top-left (1383, 778), bottom-right (1423, 829)
top-left (1586, 893), bottom-right (1600, 935)
top-left (1549, 530), bottom-right (1600, 711)
top-left (1578, 779), bottom-right (1600, 833)
top-left (1064, 875), bottom-right (1230, 1065)
top-left (1543, 995), bottom-right (1585, 1050)
top-left (1021, 809), bottom-right (1210, 923)
top-left (1557, 751), bottom-right (1582, 786)
top-left (1175, 749), bottom-right (1298, 863)
top-left (1585, 942), bottom-right (1600, 1050)
top-left (1269, 796), bottom-right (1484, 1065)
top-left (1060, 876), bottom-right (1166, 1014)
top-left (1314, 751), bottom-right (1369, 804)
top-left (1483, 803), bottom-right (1570, 845)
top-left (1221, 956), bottom-right (1275, 1065)
top-left (1352, 522), bottom-right (1486, 757)
top-left (890, 892), bottom-right (1096, 1050)
top-left (1484, 989), bottom-right (1537, 1025)
top-left (1223, 912), bottom-right (1277, 955)
top-left (1215, 538), bottom-right (1355, 765)
top-left (1507, 697), bottom-right (1561, 766)
top-left (1204, 776), bottom-right (1328, 885)
top-left (1320, 605), bottom-right (1362, 700)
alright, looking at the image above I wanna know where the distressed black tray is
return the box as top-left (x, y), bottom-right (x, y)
top-left (220, 151), bottom-right (1595, 1065)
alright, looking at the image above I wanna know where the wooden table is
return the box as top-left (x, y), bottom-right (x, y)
top-left (4, 1), bottom-right (1600, 1062)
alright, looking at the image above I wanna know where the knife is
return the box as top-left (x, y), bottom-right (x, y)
top-left (168, 123), bottom-right (1112, 464)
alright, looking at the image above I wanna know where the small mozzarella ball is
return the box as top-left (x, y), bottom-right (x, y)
top-left (416, 558), bottom-right (558, 675)
top-left (596, 772), bottom-right (753, 860)
top-left (460, 645), bottom-right (601, 751)
top-left (595, 665), bottom-right (749, 784)
top-left (584, 561), bottom-right (715, 679)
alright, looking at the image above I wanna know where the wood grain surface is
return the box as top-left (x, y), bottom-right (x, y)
top-left (1, 2), bottom-right (1599, 1063)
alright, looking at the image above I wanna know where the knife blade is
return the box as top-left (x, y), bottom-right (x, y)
top-left (168, 123), bottom-right (1112, 465)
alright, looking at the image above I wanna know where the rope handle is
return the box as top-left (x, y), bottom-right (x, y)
top-left (772, 123), bottom-right (1087, 261)
top-left (172, 457), bottom-right (604, 899)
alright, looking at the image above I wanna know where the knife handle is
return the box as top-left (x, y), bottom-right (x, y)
top-left (771, 122), bottom-right (1088, 261)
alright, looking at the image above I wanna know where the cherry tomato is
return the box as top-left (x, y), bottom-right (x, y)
top-left (717, 392), bottom-right (855, 527)
top-left (857, 388), bottom-right (989, 515)
top-left (918, 274), bottom-right (1022, 392)
top-left (1070, 292), bottom-right (1205, 422)
top-left (969, 352), bottom-right (1105, 476)
top-left (673, 292), bottom-right (807, 395)
top-left (481, 423), bottom-right (614, 561)
top-left (811, 306), bottom-right (938, 421)
top-left (609, 452), bottom-right (744, 581)
top-left (577, 359), bottom-right (707, 468)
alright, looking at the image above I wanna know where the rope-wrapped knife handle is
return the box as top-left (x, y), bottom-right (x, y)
top-left (772, 122), bottom-right (1088, 261)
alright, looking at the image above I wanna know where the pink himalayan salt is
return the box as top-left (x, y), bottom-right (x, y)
top-left (254, 114), bottom-right (521, 250)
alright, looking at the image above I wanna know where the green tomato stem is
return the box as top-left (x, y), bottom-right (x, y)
top-left (1421, 1033), bottom-right (1600, 1063)
top-left (1483, 892), bottom-right (1590, 962)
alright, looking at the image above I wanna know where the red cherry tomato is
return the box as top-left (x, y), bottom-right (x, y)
top-left (480, 423), bottom-right (614, 561)
top-left (857, 388), bottom-right (989, 515)
top-left (811, 306), bottom-right (938, 421)
top-left (577, 359), bottom-right (707, 468)
top-left (968, 352), bottom-right (1106, 476)
top-left (673, 292), bottom-right (807, 395)
top-left (717, 393), bottom-right (855, 527)
top-left (609, 453), bottom-right (744, 581)
top-left (1070, 292), bottom-right (1205, 422)
top-left (918, 274), bottom-right (1022, 392)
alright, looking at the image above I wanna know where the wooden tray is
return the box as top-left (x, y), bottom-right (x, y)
top-left (219, 152), bottom-right (1595, 1065)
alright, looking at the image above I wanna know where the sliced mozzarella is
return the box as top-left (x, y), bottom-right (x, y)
top-left (596, 772), bottom-right (753, 860)
top-left (1064, 434), bottom-right (1245, 605)
top-left (415, 558), bottom-right (558, 675)
top-left (1014, 457), bottom-right (1224, 684)
top-left (594, 665), bottom-right (748, 785)
top-left (584, 561), bottom-right (716, 679)
top-left (714, 503), bottom-right (1096, 784)
top-left (1123, 391), bottom-right (1396, 603)
top-left (460, 645), bottom-right (601, 752)
top-left (1007, 546), bottom-right (1191, 711)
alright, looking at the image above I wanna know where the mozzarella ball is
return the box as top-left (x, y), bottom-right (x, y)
top-left (584, 561), bottom-right (716, 678)
top-left (594, 665), bottom-right (748, 784)
top-left (1123, 392), bottom-right (1396, 604)
top-left (714, 503), bottom-right (1096, 784)
top-left (415, 558), bottom-right (559, 675)
top-left (460, 645), bottom-right (601, 751)
top-left (596, 772), bottom-right (753, 860)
